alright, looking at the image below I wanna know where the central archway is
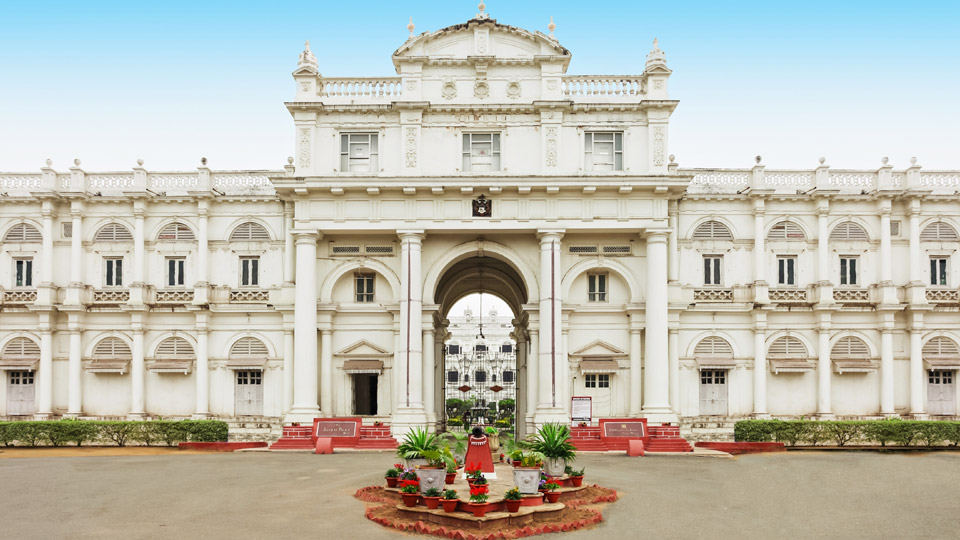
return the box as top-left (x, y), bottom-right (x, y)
top-left (426, 247), bottom-right (535, 439)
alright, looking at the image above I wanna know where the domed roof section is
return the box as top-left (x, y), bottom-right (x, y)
top-left (393, 16), bottom-right (570, 69)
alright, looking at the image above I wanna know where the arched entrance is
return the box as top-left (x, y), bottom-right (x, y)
top-left (428, 254), bottom-right (533, 439)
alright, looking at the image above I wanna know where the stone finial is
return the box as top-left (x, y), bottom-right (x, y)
top-left (407, 17), bottom-right (415, 37)
top-left (45, 158), bottom-right (52, 167)
top-left (755, 155), bottom-right (763, 164)
top-left (645, 38), bottom-right (667, 70)
top-left (298, 40), bottom-right (318, 72)
top-left (200, 157), bottom-right (208, 166)
top-left (137, 159), bottom-right (144, 167)
top-left (881, 156), bottom-right (889, 165)
top-left (910, 156), bottom-right (917, 165)
top-left (476, 2), bottom-right (490, 19)
top-left (668, 154), bottom-right (675, 163)
top-left (548, 16), bottom-right (556, 38)
top-left (73, 158), bottom-right (81, 167)
top-left (287, 156), bottom-right (294, 165)
top-left (818, 156), bottom-right (826, 165)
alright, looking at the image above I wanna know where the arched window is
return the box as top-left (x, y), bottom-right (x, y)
top-left (157, 222), bottom-right (195, 241)
top-left (230, 222), bottom-right (270, 241)
top-left (830, 221), bottom-right (869, 241)
top-left (152, 336), bottom-right (194, 374)
top-left (921, 222), bottom-right (959, 242)
top-left (831, 336), bottom-right (875, 373)
top-left (767, 221), bottom-right (805, 241)
top-left (923, 336), bottom-right (960, 360)
top-left (768, 335), bottom-right (813, 373)
top-left (89, 337), bottom-right (132, 374)
top-left (228, 337), bottom-right (269, 369)
top-left (94, 223), bottom-right (133, 242)
top-left (692, 220), bottom-right (733, 240)
top-left (0, 337), bottom-right (40, 370)
top-left (3, 223), bottom-right (42, 243)
top-left (693, 336), bottom-right (734, 369)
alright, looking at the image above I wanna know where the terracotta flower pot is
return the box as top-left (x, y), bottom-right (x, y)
top-left (423, 496), bottom-right (441, 509)
top-left (441, 499), bottom-right (459, 513)
top-left (385, 477), bottom-right (398, 488)
top-left (470, 503), bottom-right (489, 517)
top-left (445, 472), bottom-right (456, 484)
top-left (545, 492), bottom-right (560, 504)
top-left (505, 499), bottom-right (522, 513)
top-left (570, 476), bottom-right (583, 487)
top-left (401, 493), bottom-right (419, 507)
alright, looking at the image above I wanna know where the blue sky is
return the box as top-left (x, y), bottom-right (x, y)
top-left (1, 1), bottom-right (957, 172)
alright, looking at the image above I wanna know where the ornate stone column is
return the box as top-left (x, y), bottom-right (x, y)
top-left (642, 231), bottom-right (672, 420)
top-left (753, 313), bottom-right (768, 416)
top-left (753, 199), bottom-right (769, 303)
top-left (668, 328), bottom-right (680, 414)
top-left (535, 230), bottom-right (566, 424)
top-left (909, 315), bottom-right (926, 416)
top-left (817, 321), bottom-right (832, 416)
top-left (525, 314), bottom-right (539, 428)
top-left (288, 230), bottom-right (320, 421)
top-left (194, 313), bottom-right (209, 417)
top-left (130, 200), bottom-right (146, 305)
top-left (880, 324), bottom-right (896, 416)
top-left (130, 317), bottom-right (145, 417)
top-left (67, 314), bottom-right (83, 416)
top-left (394, 231), bottom-right (427, 430)
top-left (319, 327), bottom-right (333, 416)
top-left (37, 319), bottom-right (53, 417)
top-left (423, 322), bottom-right (437, 425)
top-left (628, 312), bottom-right (643, 416)
top-left (283, 202), bottom-right (296, 285)
top-left (282, 324), bottom-right (295, 414)
top-left (816, 200), bottom-right (834, 304)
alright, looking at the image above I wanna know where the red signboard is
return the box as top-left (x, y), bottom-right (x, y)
top-left (311, 417), bottom-right (362, 448)
top-left (598, 418), bottom-right (649, 450)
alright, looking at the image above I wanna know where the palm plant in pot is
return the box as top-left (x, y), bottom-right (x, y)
top-left (441, 489), bottom-right (460, 513)
top-left (422, 487), bottom-right (442, 509)
top-left (397, 426), bottom-right (439, 469)
top-left (512, 451), bottom-right (545, 495)
top-left (418, 447), bottom-right (455, 494)
top-left (530, 423), bottom-right (576, 477)
top-left (503, 487), bottom-right (523, 513)
top-left (543, 481), bottom-right (561, 503)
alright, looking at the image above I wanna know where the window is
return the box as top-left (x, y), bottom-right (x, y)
top-left (14, 259), bottom-right (33, 287)
top-left (447, 344), bottom-right (461, 355)
top-left (166, 257), bottom-right (185, 287)
top-left (340, 133), bottom-right (379, 173)
top-left (584, 132), bottom-right (623, 171)
top-left (930, 257), bottom-right (948, 286)
top-left (777, 256), bottom-right (797, 286)
top-left (830, 222), bottom-right (869, 241)
top-left (230, 222), bottom-right (270, 241)
top-left (463, 374), bottom-right (469, 382)
top-left (492, 374), bottom-right (497, 382)
top-left (767, 221), bottom-right (805, 241)
top-left (692, 221), bottom-right (733, 240)
top-left (588, 273), bottom-right (608, 302)
top-left (703, 256), bottom-right (722, 285)
top-left (355, 273), bottom-right (374, 302)
top-left (585, 374), bottom-right (610, 388)
top-left (500, 344), bottom-right (513, 353)
top-left (462, 133), bottom-right (501, 172)
top-left (475, 344), bottom-right (488, 353)
top-left (3, 223), bottom-right (42, 243)
top-left (839, 256), bottom-right (858, 286)
top-left (502, 370), bottom-right (514, 383)
top-left (447, 371), bottom-right (458, 383)
top-left (240, 257), bottom-right (259, 287)
top-left (475, 370), bottom-right (487, 383)
top-left (921, 222), bottom-right (959, 242)
top-left (157, 222), bottom-right (195, 241)
top-left (94, 223), bottom-right (133, 242)
top-left (104, 258), bottom-right (123, 287)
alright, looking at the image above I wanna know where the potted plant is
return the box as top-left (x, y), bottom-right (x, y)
top-left (445, 463), bottom-right (457, 484)
top-left (485, 426), bottom-right (500, 451)
top-left (418, 447), bottom-right (455, 494)
top-left (543, 481), bottom-right (561, 503)
top-left (397, 426), bottom-right (439, 469)
top-left (398, 468), bottom-right (419, 491)
top-left (512, 451), bottom-right (544, 495)
top-left (468, 483), bottom-right (490, 517)
top-left (465, 462), bottom-right (483, 487)
top-left (422, 487), bottom-right (442, 509)
top-left (503, 487), bottom-right (523, 513)
top-left (400, 483), bottom-right (420, 507)
top-left (499, 453), bottom-right (505, 463)
top-left (441, 489), bottom-right (460, 513)
top-left (530, 423), bottom-right (576, 478)
top-left (568, 467), bottom-right (585, 487)
top-left (385, 464), bottom-right (401, 488)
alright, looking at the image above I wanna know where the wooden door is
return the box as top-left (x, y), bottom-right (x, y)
top-left (235, 370), bottom-right (263, 416)
top-left (7, 371), bottom-right (36, 416)
top-left (928, 370), bottom-right (956, 416)
top-left (699, 369), bottom-right (728, 416)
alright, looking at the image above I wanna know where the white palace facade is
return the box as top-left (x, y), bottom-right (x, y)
top-left (1, 8), bottom-right (959, 438)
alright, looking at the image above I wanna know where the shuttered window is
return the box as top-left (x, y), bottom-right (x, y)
top-left (769, 336), bottom-right (807, 357)
top-left (94, 337), bottom-right (132, 358)
top-left (3, 223), bottom-right (42, 243)
top-left (923, 337), bottom-right (960, 359)
top-left (230, 337), bottom-right (269, 357)
top-left (694, 336), bottom-right (734, 357)
top-left (767, 221), bottom-right (805, 241)
top-left (2, 337), bottom-right (40, 357)
top-left (157, 222), bottom-right (195, 241)
top-left (830, 222), bottom-right (869, 241)
top-left (230, 222), bottom-right (270, 241)
top-left (831, 337), bottom-right (870, 359)
top-left (94, 223), bottom-right (133, 241)
top-left (693, 220), bottom-right (733, 240)
top-left (921, 222), bottom-right (959, 242)
top-left (156, 337), bottom-right (194, 358)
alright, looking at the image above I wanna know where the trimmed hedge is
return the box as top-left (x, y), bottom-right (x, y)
top-left (735, 419), bottom-right (960, 447)
top-left (0, 420), bottom-right (228, 447)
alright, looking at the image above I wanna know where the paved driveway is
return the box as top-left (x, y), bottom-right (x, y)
top-left (2, 451), bottom-right (958, 540)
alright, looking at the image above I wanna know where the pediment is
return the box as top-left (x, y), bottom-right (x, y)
top-left (569, 340), bottom-right (627, 358)
top-left (335, 339), bottom-right (392, 357)
top-left (394, 19), bottom-right (569, 64)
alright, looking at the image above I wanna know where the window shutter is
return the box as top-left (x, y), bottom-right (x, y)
top-left (156, 337), bottom-right (194, 358)
top-left (158, 222), bottom-right (195, 241)
top-left (767, 221), bottom-right (805, 241)
top-left (830, 222), bottom-right (869, 241)
top-left (921, 222), bottom-right (959, 242)
top-left (831, 337), bottom-right (870, 358)
top-left (3, 223), bottom-right (42, 242)
top-left (95, 223), bottom-right (133, 241)
top-left (2, 337), bottom-right (41, 357)
top-left (230, 222), bottom-right (270, 241)
top-left (923, 337), bottom-right (960, 358)
top-left (230, 337), bottom-right (269, 357)
top-left (94, 337), bottom-right (132, 358)
top-left (694, 336), bottom-right (733, 357)
top-left (693, 220), bottom-right (733, 240)
top-left (769, 336), bottom-right (807, 357)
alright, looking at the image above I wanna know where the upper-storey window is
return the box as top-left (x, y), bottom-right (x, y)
top-left (777, 256), bottom-right (797, 286)
top-left (240, 257), bottom-right (259, 287)
top-left (14, 258), bottom-right (33, 288)
top-left (588, 273), bottom-right (608, 302)
top-left (4, 223), bottom-right (41, 243)
top-left (94, 223), bottom-right (133, 242)
top-left (693, 220), bottom-right (733, 240)
top-left (340, 133), bottom-right (378, 173)
top-left (921, 222), bottom-right (959, 242)
top-left (355, 273), bottom-right (374, 302)
top-left (830, 221), bottom-right (869, 241)
top-left (157, 222), bottom-right (195, 242)
top-left (930, 257), bottom-right (949, 287)
top-left (462, 133), bottom-right (501, 172)
top-left (230, 222), bottom-right (270, 242)
top-left (703, 256), bottom-right (722, 286)
top-left (584, 132), bottom-right (623, 171)
top-left (767, 221), bottom-right (806, 241)
top-left (166, 257), bottom-right (186, 287)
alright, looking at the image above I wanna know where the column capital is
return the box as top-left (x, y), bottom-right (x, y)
top-left (292, 229), bottom-right (321, 244)
top-left (398, 230), bottom-right (426, 242)
top-left (536, 229), bottom-right (564, 242)
top-left (643, 229), bottom-right (670, 242)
